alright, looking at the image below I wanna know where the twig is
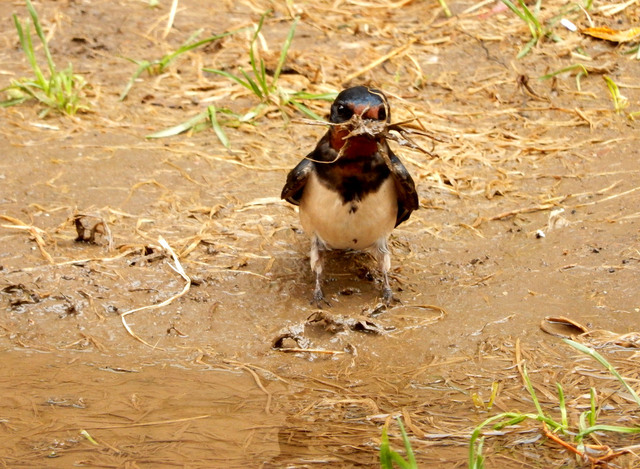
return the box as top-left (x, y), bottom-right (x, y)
top-left (275, 347), bottom-right (347, 354)
top-left (224, 360), bottom-right (273, 414)
top-left (474, 203), bottom-right (557, 227)
top-left (162, 0), bottom-right (179, 39)
top-left (542, 422), bottom-right (598, 465)
top-left (120, 236), bottom-right (191, 349)
top-left (83, 414), bottom-right (210, 430)
top-left (570, 185), bottom-right (640, 209)
top-left (1, 215), bottom-right (54, 263)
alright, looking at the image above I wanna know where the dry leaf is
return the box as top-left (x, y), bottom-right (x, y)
top-left (582, 26), bottom-right (640, 43)
top-left (540, 316), bottom-right (589, 338)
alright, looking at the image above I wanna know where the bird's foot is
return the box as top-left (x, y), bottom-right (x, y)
top-left (312, 287), bottom-right (332, 309)
top-left (382, 286), bottom-right (399, 306)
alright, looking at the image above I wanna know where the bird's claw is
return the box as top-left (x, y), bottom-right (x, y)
top-left (382, 286), bottom-right (398, 306)
top-left (312, 288), bottom-right (332, 308)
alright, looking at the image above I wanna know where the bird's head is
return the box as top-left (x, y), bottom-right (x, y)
top-left (330, 86), bottom-right (390, 124)
top-left (328, 86), bottom-right (390, 155)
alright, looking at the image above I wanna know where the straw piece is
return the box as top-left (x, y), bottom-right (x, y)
top-left (120, 236), bottom-right (191, 349)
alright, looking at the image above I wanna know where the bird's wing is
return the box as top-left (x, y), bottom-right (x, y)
top-left (281, 157), bottom-right (313, 206)
top-left (282, 132), bottom-right (335, 205)
top-left (387, 147), bottom-right (419, 226)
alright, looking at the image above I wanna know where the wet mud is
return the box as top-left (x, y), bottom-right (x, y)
top-left (1, 1), bottom-right (640, 467)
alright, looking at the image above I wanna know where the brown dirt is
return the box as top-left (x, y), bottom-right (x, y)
top-left (1, 0), bottom-right (640, 467)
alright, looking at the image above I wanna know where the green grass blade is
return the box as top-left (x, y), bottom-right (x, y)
top-left (240, 68), bottom-right (265, 98)
top-left (578, 424), bottom-right (640, 439)
top-left (273, 16), bottom-right (299, 85)
top-left (539, 64), bottom-right (588, 80)
top-left (26, 0), bottom-right (56, 74)
top-left (563, 339), bottom-right (640, 407)
top-left (290, 100), bottom-right (323, 120)
top-left (522, 364), bottom-right (546, 418)
top-left (492, 414), bottom-right (529, 430)
top-left (603, 75), bottom-right (629, 114)
top-left (183, 27), bottom-right (244, 52)
top-left (556, 383), bottom-right (568, 429)
top-left (205, 68), bottom-right (254, 93)
top-left (389, 451), bottom-right (413, 469)
top-left (14, 15), bottom-right (46, 88)
top-left (257, 58), bottom-right (270, 97)
top-left (539, 64), bottom-right (589, 92)
top-left (378, 418), bottom-right (418, 469)
top-left (469, 412), bottom-right (519, 468)
top-left (516, 37), bottom-right (537, 58)
top-left (146, 111), bottom-right (208, 138)
top-left (119, 60), bottom-right (152, 101)
top-left (0, 96), bottom-right (29, 107)
top-left (379, 427), bottom-right (393, 468)
top-left (588, 388), bottom-right (597, 426)
top-left (247, 11), bottom-right (273, 97)
top-left (207, 105), bottom-right (230, 148)
top-left (469, 435), bottom-right (485, 469)
top-left (396, 417), bottom-right (417, 468)
top-left (501, 0), bottom-right (528, 23)
top-left (121, 27), bottom-right (244, 100)
top-left (160, 28), bottom-right (243, 70)
top-left (291, 91), bottom-right (337, 101)
top-left (438, 0), bottom-right (452, 17)
top-left (578, 406), bottom-right (588, 435)
top-left (248, 12), bottom-right (268, 82)
top-left (517, 0), bottom-right (542, 37)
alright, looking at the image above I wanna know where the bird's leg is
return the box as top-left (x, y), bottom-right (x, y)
top-left (309, 235), bottom-right (330, 307)
top-left (374, 238), bottom-right (395, 304)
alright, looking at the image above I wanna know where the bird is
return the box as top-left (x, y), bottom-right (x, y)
top-left (281, 85), bottom-right (419, 305)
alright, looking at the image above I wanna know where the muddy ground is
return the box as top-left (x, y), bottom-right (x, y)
top-left (1, 0), bottom-right (639, 467)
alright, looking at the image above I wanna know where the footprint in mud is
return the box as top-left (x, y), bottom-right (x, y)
top-left (272, 303), bottom-right (447, 356)
top-left (271, 305), bottom-right (392, 355)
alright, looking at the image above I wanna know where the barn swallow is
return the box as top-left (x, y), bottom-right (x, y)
top-left (281, 86), bottom-right (419, 305)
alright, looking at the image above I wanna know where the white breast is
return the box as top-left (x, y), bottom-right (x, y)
top-left (299, 172), bottom-right (398, 250)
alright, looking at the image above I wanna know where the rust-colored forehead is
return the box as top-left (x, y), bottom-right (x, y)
top-left (351, 103), bottom-right (385, 120)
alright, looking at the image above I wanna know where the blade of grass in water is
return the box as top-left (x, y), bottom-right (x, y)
top-left (563, 339), bottom-right (640, 406)
top-left (379, 418), bottom-right (418, 469)
top-left (470, 340), bottom-right (640, 466)
top-left (379, 426), bottom-right (393, 468)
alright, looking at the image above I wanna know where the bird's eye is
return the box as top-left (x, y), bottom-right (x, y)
top-left (337, 104), bottom-right (353, 119)
top-left (378, 107), bottom-right (387, 121)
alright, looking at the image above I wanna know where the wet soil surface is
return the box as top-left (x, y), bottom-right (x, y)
top-left (1, 1), bottom-right (640, 467)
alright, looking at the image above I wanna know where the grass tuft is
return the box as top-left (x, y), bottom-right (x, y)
top-left (469, 339), bottom-right (640, 468)
top-left (603, 75), bottom-right (629, 115)
top-left (146, 105), bottom-right (243, 148)
top-left (1, 0), bottom-right (89, 115)
top-left (203, 10), bottom-right (335, 121)
top-left (501, 0), bottom-right (545, 58)
top-left (150, 11), bottom-right (336, 147)
top-left (119, 28), bottom-right (244, 101)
